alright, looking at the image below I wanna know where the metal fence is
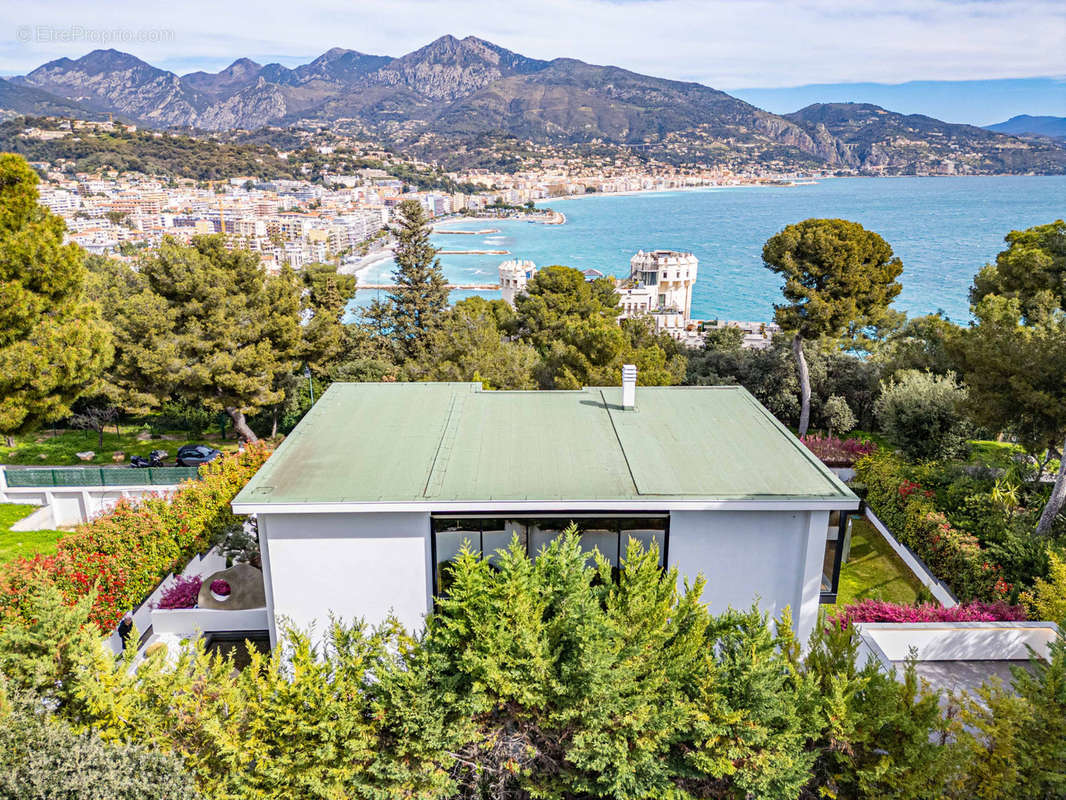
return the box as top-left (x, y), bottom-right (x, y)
top-left (3, 466), bottom-right (200, 488)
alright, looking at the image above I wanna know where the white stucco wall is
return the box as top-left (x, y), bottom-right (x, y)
top-left (257, 507), bottom-right (833, 647)
top-left (260, 512), bottom-right (431, 645)
top-left (668, 509), bottom-right (828, 642)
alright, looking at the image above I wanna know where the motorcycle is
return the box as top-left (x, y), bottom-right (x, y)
top-left (130, 449), bottom-right (169, 468)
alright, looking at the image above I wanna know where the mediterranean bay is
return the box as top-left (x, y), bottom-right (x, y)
top-left (355, 175), bottom-right (1066, 323)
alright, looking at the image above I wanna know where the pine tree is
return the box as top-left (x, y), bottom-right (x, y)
top-left (763, 218), bottom-right (903, 435)
top-left (300, 262), bottom-right (358, 377)
top-left (386, 199), bottom-right (449, 360)
top-left (0, 154), bottom-right (112, 445)
top-left (101, 236), bottom-right (302, 442)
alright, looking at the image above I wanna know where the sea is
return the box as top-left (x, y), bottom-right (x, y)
top-left (351, 176), bottom-right (1066, 323)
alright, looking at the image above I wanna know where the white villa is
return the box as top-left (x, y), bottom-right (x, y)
top-left (231, 373), bottom-right (860, 648)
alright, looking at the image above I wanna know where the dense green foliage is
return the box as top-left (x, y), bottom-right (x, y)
top-left (91, 238), bottom-right (354, 441)
top-left (950, 221), bottom-right (1066, 535)
top-left (382, 199), bottom-right (451, 360)
top-left (0, 118), bottom-right (295, 180)
top-left (855, 452), bottom-right (1007, 601)
top-left (1022, 551), bottom-right (1066, 628)
top-left (0, 153), bottom-right (112, 443)
top-left (1, 533), bottom-right (1064, 799)
top-left (347, 260), bottom-right (685, 390)
top-left (409, 296), bottom-right (539, 388)
top-left (686, 332), bottom-right (881, 432)
top-left (0, 698), bottom-right (200, 799)
top-left (509, 265), bottom-right (686, 388)
top-left (874, 370), bottom-right (971, 461)
top-left (0, 446), bottom-right (270, 630)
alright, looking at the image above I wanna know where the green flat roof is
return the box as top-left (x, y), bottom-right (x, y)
top-left (233, 382), bottom-right (857, 507)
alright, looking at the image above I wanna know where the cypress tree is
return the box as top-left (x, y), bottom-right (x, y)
top-left (386, 199), bottom-right (449, 360)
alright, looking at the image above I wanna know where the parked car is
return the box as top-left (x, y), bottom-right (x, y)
top-left (176, 444), bottom-right (222, 467)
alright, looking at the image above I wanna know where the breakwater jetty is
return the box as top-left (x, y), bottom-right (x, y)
top-left (437, 249), bottom-right (509, 255)
top-left (434, 228), bottom-right (500, 235)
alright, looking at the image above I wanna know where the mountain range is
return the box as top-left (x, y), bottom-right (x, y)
top-left (5, 36), bottom-right (1066, 174)
top-left (985, 115), bottom-right (1066, 140)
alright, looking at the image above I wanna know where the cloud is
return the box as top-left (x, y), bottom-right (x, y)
top-left (2, 0), bottom-right (1064, 88)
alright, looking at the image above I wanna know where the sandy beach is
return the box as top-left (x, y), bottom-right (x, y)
top-left (338, 245), bottom-right (395, 277)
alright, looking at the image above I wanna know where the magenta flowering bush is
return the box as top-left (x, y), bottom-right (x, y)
top-left (210, 579), bottom-right (231, 597)
top-left (831, 598), bottom-right (1027, 626)
top-left (156, 576), bottom-right (202, 610)
top-left (800, 435), bottom-right (876, 467)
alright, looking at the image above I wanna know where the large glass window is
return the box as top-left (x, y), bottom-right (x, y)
top-left (431, 514), bottom-right (668, 596)
top-left (820, 510), bottom-right (851, 604)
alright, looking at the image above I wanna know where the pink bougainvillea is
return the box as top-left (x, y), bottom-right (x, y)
top-left (800, 435), bottom-right (876, 467)
top-left (830, 599), bottom-right (1027, 627)
top-left (210, 579), bottom-right (231, 597)
top-left (155, 576), bottom-right (202, 610)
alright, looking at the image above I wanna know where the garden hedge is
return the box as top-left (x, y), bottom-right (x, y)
top-left (854, 452), bottom-right (1008, 602)
top-left (0, 445), bottom-right (270, 630)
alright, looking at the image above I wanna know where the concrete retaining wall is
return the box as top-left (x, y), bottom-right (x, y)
top-left (151, 606), bottom-right (269, 635)
top-left (857, 621), bottom-right (1060, 667)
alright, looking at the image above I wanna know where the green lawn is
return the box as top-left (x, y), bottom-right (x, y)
top-left (833, 518), bottom-right (924, 607)
top-left (0, 504), bottom-right (65, 563)
top-left (0, 426), bottom-right (237, 466)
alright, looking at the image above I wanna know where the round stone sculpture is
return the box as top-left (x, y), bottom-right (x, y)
top-left (197, 563), bottom-right (265, 610)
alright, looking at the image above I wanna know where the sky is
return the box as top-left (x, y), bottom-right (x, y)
top-left (2, 0), bottom-right (1064, 122)
top-left (732, 78), bottom-right (1066, 126)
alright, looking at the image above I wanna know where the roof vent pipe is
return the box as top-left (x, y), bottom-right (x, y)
top-left (621, 364), bottom-right (637, 409)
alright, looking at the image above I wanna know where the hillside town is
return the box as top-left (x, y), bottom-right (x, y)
top-left (17, 117), bottom-right (811, 269)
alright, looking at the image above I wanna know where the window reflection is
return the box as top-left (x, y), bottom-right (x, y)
top-left (431, 515), bottom-right (668, 595)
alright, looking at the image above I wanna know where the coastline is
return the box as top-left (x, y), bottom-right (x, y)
top-left (339, 245), bottom-right (395, 276)
top-left (542, 180), bottom-right (814, 205)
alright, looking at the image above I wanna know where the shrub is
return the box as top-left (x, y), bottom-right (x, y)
top-left (874, 370), bottom-right (971, 461)
top-left (6, 543), bottom-right (1066, 800)
top-left (823, 394), bottom-right (856, 438)
top-left (855, 451), bottom-right (1007, 601)
top-left (1021, 550), bottom-right (1066, 627)
top-left (0, 444), bottom-right (271, 630)
top-left (0, 699), bottom-right (200, 800)
top-left (801, 434), bottom-right (876, 467)
top-left (832, 599), bottom-right (1027, 625)
top-left (156, 576), bottom-right (202, 610)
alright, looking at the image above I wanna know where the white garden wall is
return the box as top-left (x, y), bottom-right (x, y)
top-left (856, 621), bottom-right (1060, 667)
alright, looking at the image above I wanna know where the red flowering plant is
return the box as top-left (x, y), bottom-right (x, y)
top-left (830, 599), bottom-right (1027, 627)
top-left (800, 435), bottom-right (876, 467)
top-left (155, 576), bottom-right (202, 610)
top-left (854, 451), bottom-right (1007, 602)
top-left (209, 579), bottom-right (231, 597)
top-left (0, 444), bottom-right (271, 631)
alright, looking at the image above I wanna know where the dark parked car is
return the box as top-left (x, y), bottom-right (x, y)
top-left (176, 444), bottom-right (222, 467)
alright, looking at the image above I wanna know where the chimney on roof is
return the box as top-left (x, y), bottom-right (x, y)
top-left (621, 364), bottom-right (637, 410)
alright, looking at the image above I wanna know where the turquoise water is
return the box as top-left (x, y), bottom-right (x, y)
top-left (354, 176), bottom-right (1065, 322)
